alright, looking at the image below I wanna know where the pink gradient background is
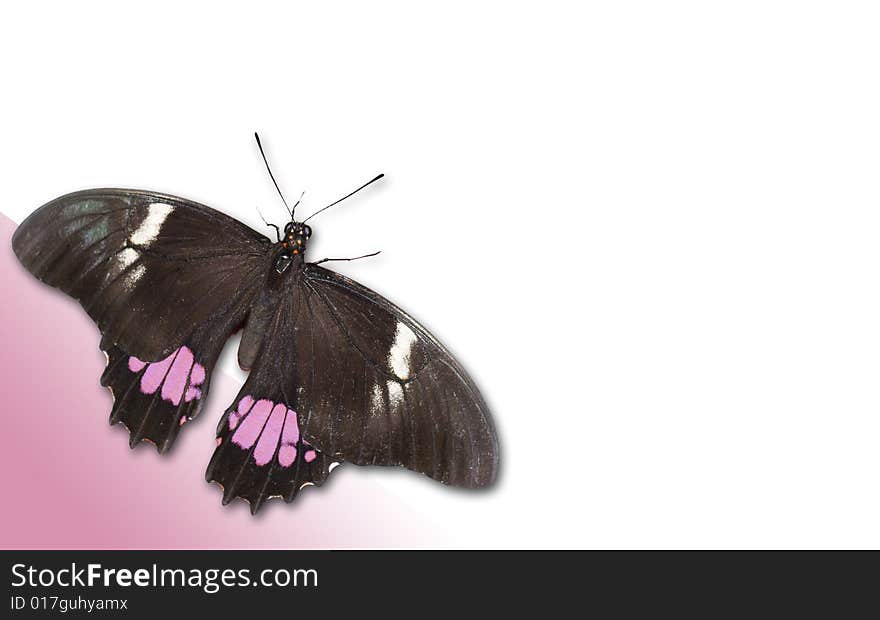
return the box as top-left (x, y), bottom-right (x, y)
top-left (0, 214), bottom-right (447, 549)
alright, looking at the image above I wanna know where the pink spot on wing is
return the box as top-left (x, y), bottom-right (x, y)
top-left (227, 400), bottom-right (315, 468)
top-left (278, 409), bottom-right (301, 468)
top-left (231, 399), bottom-right (273, 450)
top-left (253, 404), bottom-right (286, 466)
top-left (127, 346), bottom-right (207, 406)
top-left (190, 362), bottom-right (206, 385)
top-left (281, 409), bottom-right (300, 444)
top-left (186, 362), bottom-right (206, 401)
top-left (162, 346), bottom-right (194, 405)
top-left (239, 395), bottom-right (255, 411)
top-left (139, 353), bottom-right (174, 394)
top-left (278, 445), bottom-right (297, 467)
top-left (228, 395), bottom-right (255, 430)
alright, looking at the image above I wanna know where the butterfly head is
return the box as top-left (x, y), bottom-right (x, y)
top-left (281, 221), bottom-right (312, 255)
top-left (274, 221), bottom-right (312, 274)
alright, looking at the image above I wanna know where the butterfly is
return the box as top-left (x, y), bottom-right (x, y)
top-left (11, 135), bottom-right (499, 514)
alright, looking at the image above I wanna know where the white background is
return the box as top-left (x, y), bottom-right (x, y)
top-left (2, 2), bottom-right (880, 548)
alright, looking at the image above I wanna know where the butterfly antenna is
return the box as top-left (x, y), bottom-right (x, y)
top-left (293, 190), bottom-right (305, 214)
top-left (254, 132), bottom-right (294, 219)
top-left (313, 250), bottom-right (382, 266)
top-left (255, 205), bottom-right (281, 242)
top-left (302, 174), bottom-right (384, 223)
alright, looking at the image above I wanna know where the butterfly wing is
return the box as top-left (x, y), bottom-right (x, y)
top-left (99, 319), bottom-right (241, 452)
top-left (206, 395), bottom-right (337, 514)
top-left (296, 264), bottom-right (499, 488)
top-left (12, 189), bottom-right (271, 360)
top-left (13, 189), bottom-right (272, 450)
top-left (209, 258), bottom-right (498, 509)
top-left (206, 284), bottom-right (338, 513)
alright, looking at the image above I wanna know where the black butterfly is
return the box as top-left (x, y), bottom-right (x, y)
top-left (11, 136), bottom-right (499, 513)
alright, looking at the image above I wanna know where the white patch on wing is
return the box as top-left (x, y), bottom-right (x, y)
top-left (370, 382), bottom-right (383, 412)
top-left (387, 379), bottom-right (404, 407)
top-left (111, 247), bottom-right (142, 288)
top-left (388, 321), bottom-right (417, 380)
top-left (116, 247), bottom-right (140, 269)
top-left (130, 202), bottom-right (174, 246)
top-left (125, 263), bottom-right (147, 287)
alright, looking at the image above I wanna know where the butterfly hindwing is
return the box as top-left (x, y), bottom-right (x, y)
top-left (101, 342), bottom-right (212, 451)
top-left (206, 282), bottom-right (337, 512)
top-left (206, 393), bottom-right (336, 514)
top-left (99, 309), bottom-right (243, 451)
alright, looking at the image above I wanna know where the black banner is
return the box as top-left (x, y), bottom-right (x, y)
top-left (1, 551), bottom-right (876, 615)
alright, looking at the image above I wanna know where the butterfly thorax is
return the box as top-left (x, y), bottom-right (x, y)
top-left (274, 221), bottom-right (312, 274)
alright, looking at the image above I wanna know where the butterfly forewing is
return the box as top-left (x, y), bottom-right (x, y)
top-left (292, 264), bottom-right (498, 488)
top-left (12, 189), bottom-right (271, 361)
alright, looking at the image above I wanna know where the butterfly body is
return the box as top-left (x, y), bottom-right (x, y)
top-left (13, 187), bottom-right (499, 513)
